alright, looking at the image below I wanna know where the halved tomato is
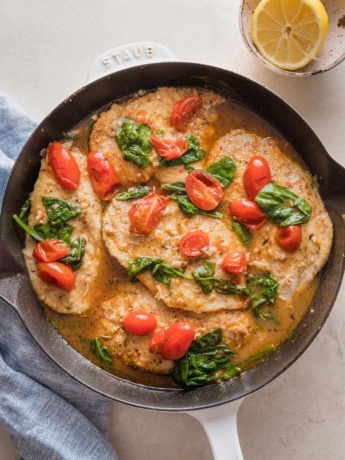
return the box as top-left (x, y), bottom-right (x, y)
top-left (276, 225), bottom-right (301, 252)
top-left (230, 199), bottom-right (266, 230)
top-left (128, 191), bottom-right (169, 235)
top-left (149, 322), bottom-right (195, 360)
top-left (221, 251), bottom-right (247, 274)
top-left (179, 230), bottom-right (210, 257)
top-left (123, 310), bottom-right (157, 336)
top-left (47, 141), bottom-right (80, 190)
top-left (87, 150), bottom-right (120, 200)
top-left (185, 170), bottom-right (223, 211)
top-left (150, 135), bottom-right (189, 161)
top-left (37, 262), bottom-right (76, 292)
top-left (33, 240), bottom-right (69, 263)
top-left (243, 156), bottom-right (272, 200)
top-left (170, 96), bottom-right (203, 132)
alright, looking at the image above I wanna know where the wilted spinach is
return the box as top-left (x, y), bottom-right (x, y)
top-left (158, 134), bottom-right (205, 167)
top-left (232, 221), bottom-right (251, 247)
top-left (206, 156), bottom-right (236, 187)
top-left (116, 117), bottom-right (152, 168)
top-left (115, 185), bottom-right (151, 201)
top-left (60, 237), bottom-right (86, 271)
top-left (247, 272), bottom-right (279, 319)
top-left (90, 338), bottom-right (112, 368)
top-left (127, 256), bottom-right (192, 286)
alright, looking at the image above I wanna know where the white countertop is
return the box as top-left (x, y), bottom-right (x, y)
top-left (1, 1), bottom-right (345, 459)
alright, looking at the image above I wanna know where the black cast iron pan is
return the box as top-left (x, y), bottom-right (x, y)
top-left (1, 63), bottom-right (345, 446)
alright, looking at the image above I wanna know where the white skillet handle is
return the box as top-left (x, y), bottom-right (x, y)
top-left (87, 41), bottom-right (177, 82)
top-left (187, 398), bottom-right (244, 460)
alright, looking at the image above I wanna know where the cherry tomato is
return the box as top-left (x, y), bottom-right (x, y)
top-left (221, 251), bottom-right (247, 274)
top-left (149, 322), bottom-right (195, 360)
top-left (185, 170), bottom-right (223, 211)
top-left (179, 230), bottom-right (210, 257)
top-left (243, 156), bottom-right (272, 200)
top-left (276, 225), bottom-right (301, 252)
top-left (171, 96), bottom-right (203, 132)
top-left (33, 239), bottom-right (69, 262)
top-left (150, 135), bottom-right (188, 161)
top-left (230, 199), bottom-right (266, 230)
top-left (128, 191), bottom-right (169, 235)
top-left (37, 262), bottom-right (76, 292)
top-left (47, 141), bottom-right (80, 190)
top-left (123, 310), bottom-right (157, 336)
top-left (87, 150), bottom-right (120, 200)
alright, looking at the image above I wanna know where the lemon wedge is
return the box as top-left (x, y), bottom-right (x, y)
top-left (251, 0), bottom-right (329, 71)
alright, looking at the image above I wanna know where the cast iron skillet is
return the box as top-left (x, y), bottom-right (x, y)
top-left (1, 62), bottom-right (345, 418)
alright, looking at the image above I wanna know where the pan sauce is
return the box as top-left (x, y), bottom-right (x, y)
top-left (31, 87), bottom-right (331, 387)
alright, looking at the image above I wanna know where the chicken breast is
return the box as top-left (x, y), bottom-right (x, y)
top-left (204, 130), bottom-right (333, 301)
top-left (24, 148), bottom-right (103, 314)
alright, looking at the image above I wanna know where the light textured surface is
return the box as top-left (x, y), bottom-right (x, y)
top-left (1, 1), bottom-right (345, 459)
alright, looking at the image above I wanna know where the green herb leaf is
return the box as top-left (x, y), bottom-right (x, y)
top-left (152, 263), bottom-right (193, 286)
top-left (247, 272), bottom-right (279, 319)
top-left (158, 134), bottom-right (205, 167)
top-left (19, 195), bottom-right (32, 223)
top-left (239, 345), bottom-right (275, 367)
top-left (161, 181), bottom-right (186, 194)
top-left (90, 338), bottom-right (112, 368)
top-left (116, 117), bottom-right (152, 168)
top-left (192, 261), bottom-right (216, 294)
top-left (33, 221), bottom-right (73, 245)
top-left (255, 183), bottom-right (312, 226)
top-left (60, 237), bottom-right (86, 271)
top-left (127, 256), bottom-right (164, 280)
top-left (62, 132), bottom-right (74, 141)
top-left (206, 156), bottom-right (236, 187)
top-left (213, 278), bottom-right (250, 296)
top-left (42, 197), bottom-right (81, 225)
top-left (232, 222), bottom-right (251, 247)
top-left (13, 214), bottom-right (44, 242)
top-left (115, 185), bottom-right (151, 201)
top-left (171, 329), bottom-right (240, 388)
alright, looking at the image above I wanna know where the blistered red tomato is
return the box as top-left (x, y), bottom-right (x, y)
top-left (149, 322), bottom-right (195, 360)
top-left (243, 156), bottom-right (272, 200)
top-left (150, 135), bottom-right (189, 161)
top-left (230, 199), bottom-right (266, 230)
top-left (276, 225), bottom-right (301, 252)
top-left (123, 310), bottom-right (157, 336)
top-left (171, 96), bottom-right (203, 132)
top-left (87, 150), bottom-right (120, 200)
top-left (221, 251), bottom-right (247, 274)
top-left (179, 230), bottom-right (210, 257)
top-left (128, 191), bottom-right (169, 235)
top-left (185, 170), bottom-right (223, 211)
top-left (47, 141), bottom-right (80, 190)
top-left (33, 240), bottom-right (69, 262)
top-left (37, 262), bottom-right (76, 292)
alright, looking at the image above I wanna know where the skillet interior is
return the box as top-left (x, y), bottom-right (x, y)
top-left (1, 62), bottom-right (345, 411)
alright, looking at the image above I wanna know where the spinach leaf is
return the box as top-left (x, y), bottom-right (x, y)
top-left (171, 329), bottom-right (241, 388)
top-left (33, 221), bottom-right (73, 245)
top-left (13, 214), bottom-right (44, 242)
top-left (247, 272), bottom-right (279, 319)
top-left (90, 338), bottom-right (112, 368)
top-left (42, 197), bottom-right (81, 225)
top-left (192, 261), bottom-right (249, 296)
top-left (152, 263), bottom-right (193, 286)
top-left (192, 260), bottom-right (215, 294)
top-left (158, 134), bottom-right (205, 167)
top-left (115, 185), bottom-right (151, 201)
top-left (162, 181), bottom-right (223, 220)
top-left (127, 256), bottom-right (164, 280)
top-left (206, 156), bottom-right (236, 187)
top-left (232, 221), bottom-right (251, 247)
top-left (255, 183), bottom-right (312, 226)
top-left (60, 237), bottom-right (86, 271)
top-left (116, 117), bottom-right (152, 168)
top-left (19, 195), bottom-right (32, 223)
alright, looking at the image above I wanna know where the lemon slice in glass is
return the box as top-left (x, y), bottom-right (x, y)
top-left (251, 0), bottom-right (329, 71)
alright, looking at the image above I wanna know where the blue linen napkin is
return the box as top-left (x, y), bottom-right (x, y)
top-left (0, 91), bottom-right (118, 460)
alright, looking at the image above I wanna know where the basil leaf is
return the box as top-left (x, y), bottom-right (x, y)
top-left (192, 260), bottom-right (216, 294)
top-left (116, 117), bottom-right (152, 168)
top-left (33, 221), bottom-right (73, 245)
top-left (255, 183), bottom-right (312, 226)
top-left (206, 156), bottom-right (236, 187)
top-left (158, 134), bottom-right (205, 167)
top-left (168, 192), bottom-right (223, 220)
top-left (161, 181), bottom-right (186, 194)
top-left (42, 197), bottom-right (81, 225)
top-left (232, 222), bottom-right (251, 247)
top-left (152, 263), bottom-right (193, 286)
top-left (60, 237), bottom-right (86, 271)
top-left (213, 279), bottom-right (250, 296)
top-left (90, 338), bottom-right (112, 368)
top-left (171, 329), bottom-right (240, 388)
top-left (115, 185), bottom-right (151, 201)
top-left (127, 256), bottom-right (164, 280)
